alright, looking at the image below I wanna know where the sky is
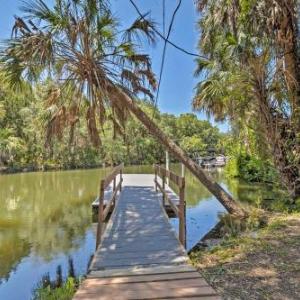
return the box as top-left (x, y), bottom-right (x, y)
top-left (0, 0), bottom-right (228, 132)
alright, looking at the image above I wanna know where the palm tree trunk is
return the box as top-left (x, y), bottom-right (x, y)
top-left (110, 86), bottom-right (247, 218)
top-left (276, 0), bottom-right (300, 132)
top-left (253, 68), bottom-right (300, 200)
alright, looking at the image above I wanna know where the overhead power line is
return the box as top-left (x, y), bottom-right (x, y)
top-left (128, 0), bottom-right (201, 58)
top-left (154, 0), bottom-right (182, 110)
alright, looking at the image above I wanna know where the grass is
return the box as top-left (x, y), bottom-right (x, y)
top-left (190, 213), bottom-right (300, 299)
top-left (32, 258), bottom-right (81, 300)
top-left (32, 277), bottom-right (77, 300)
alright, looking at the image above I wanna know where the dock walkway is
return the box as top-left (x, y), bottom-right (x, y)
top-left (74, 174), bottom-right (220, 300)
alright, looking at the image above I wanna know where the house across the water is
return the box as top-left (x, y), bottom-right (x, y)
top-left (196, 154), bottom-right (227, 168)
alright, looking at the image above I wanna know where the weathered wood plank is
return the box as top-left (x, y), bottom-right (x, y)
top-left (95, 247), bottom-right (185, 257)
top-left (91, 256), bottom-right (188, 269)
top-left (74, 278), bottom-right (220, 300)
top-left (87, 265), bottom-right (196, 278)
top-left (86, 271), bottom-right (202, 283)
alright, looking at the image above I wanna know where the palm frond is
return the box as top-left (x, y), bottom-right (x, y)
top-left (1, 0), bottom-right (157, 145)
top-left (124, 14), bottom-right (156, 45)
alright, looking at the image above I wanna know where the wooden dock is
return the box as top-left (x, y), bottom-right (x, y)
top-left (73, 168), bottom-right (220, 299)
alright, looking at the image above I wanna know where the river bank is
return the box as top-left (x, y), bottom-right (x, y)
top-left (190, 213), bottom-right (300, 299)
top-left (0, 163), bottom-right (105, 175)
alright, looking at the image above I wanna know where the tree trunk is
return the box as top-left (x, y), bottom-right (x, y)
top-left (253, 68), bottom-right (300, 200)
top-left (274, 0), bottom-right (300, 131)
top-left (109, 86), bottom-right (247, 218)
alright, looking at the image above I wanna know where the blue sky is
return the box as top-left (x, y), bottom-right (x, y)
top-left (0, 0), bottom-right (228, 131)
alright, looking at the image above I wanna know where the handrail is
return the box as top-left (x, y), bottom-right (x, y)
top-left (96, 163), bottom-right (124, 249)
top-left (154, 164), bottom-right (184, 188)
top-left (154, 164), bottom-right (186, 248)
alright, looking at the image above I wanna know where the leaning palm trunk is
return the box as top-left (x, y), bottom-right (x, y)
top-left (109, 85), bottom-right (247, 218)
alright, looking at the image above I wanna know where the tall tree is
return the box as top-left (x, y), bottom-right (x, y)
top-left (0, 0), bottom-right (246, 217)
top-left (194, 0), bottom-right (300, 200)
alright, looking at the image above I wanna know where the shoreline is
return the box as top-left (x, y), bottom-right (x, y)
top-left (190, 213), bottom-right (300, 299)
top-left (0, 164), bottom-right (105, 175)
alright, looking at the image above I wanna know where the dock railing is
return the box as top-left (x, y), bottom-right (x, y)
top-left (96, 163), bottom-right (124, 249)
top-left (154, 164), bottom-right (186, 248)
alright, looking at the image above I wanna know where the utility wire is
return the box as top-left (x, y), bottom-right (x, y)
top-left (129, 0), bottom-right (201, 58)
top-left (154, 0), bottom-right (182, 114)
top-left (163, 0), bottom-right (166, 36)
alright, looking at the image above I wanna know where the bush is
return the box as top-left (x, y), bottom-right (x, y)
top-left (225, 153), bottom-right (278, 183)
top-left (32, 259), bottom-right (80, 300)
top-left (32, 277), bottom-right (77, 300)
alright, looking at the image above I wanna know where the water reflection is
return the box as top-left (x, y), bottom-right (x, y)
top-left (0, 165), bottom-right (281, 299)
top-left (0, 169), bottom-right (106, 299)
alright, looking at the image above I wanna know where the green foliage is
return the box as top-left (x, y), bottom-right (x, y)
top-left (222, 130), bottom-right (279, 184)
top-left (226, 153), bottom-right (278, 183)
top-left (219, 208), bottom-right (267, 238)
top-left (33, 277), bottom-right (77, 300)
top-left (0, 80), bottom-right (222, 171)
top-left (180, 136), bottom-right (205, 155)
top-left (32, 259), bottom-right (79, 300)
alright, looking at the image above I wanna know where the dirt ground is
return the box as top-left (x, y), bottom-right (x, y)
top-left (190, 214), bottom-right (300, 300)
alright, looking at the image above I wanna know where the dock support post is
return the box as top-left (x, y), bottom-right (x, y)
top-left (113, 177), bottom-right (116, 205)
top-left (154, 166), bottom-right (158, 192)
top-left (179, 178), bottom-right (186, 248)
top-left (166, 151), bottom-right (169, 185)
top-left (162, 174), bottom-right (166, 207)
top-left (120, 169), bottom-right (123, 191)
top-left (96, 180), bottom-right (105, 249)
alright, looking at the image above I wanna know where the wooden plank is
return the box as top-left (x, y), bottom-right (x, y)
top-left (91, 256), bottom-right (188, 269)
top-left (95, 247), bottom-right (185, 257)
top-left (77, 278), bottom-right (212, 291)
top-left (88, 265), bottom-right (196, 278)
top-left (92, 257), bottom-right (186, 268)
top-left (96, 236), bottom-right (184, 247)
top-left (87, 271), bottom-right (202, 283)
top-left (93, 253), bottom-right (188, 264)
top-left (73, 279), bottom-right (220, 300)
top-left (99, 242), bottom-right (181, 253)
top-left (91, 262), bottom-right (188, 272)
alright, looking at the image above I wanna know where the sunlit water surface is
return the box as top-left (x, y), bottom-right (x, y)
top-left (0, 165), bottom-right (280, 299)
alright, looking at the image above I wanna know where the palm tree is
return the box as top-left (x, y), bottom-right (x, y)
top-left (195, 0), bottom-right (300, 200)
top-left (0, 0), bottom-right (246, 217)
